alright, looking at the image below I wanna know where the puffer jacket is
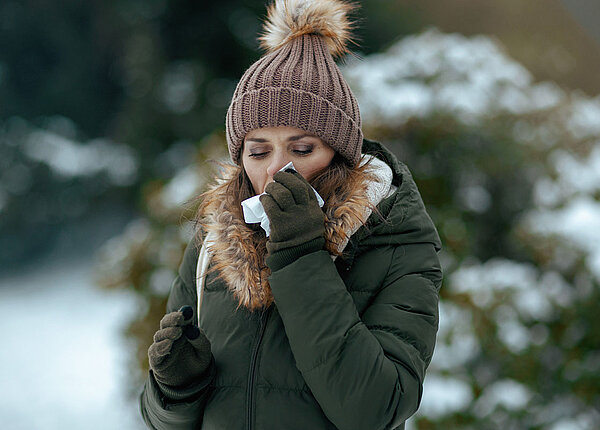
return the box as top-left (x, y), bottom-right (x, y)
top-left (140, 139), bottom-right (443, 430)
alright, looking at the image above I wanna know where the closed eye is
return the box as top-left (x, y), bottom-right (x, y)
top-left (292, 144), bottom-right (314, 156)
top-left (249, 152), bottom-right (269, 158)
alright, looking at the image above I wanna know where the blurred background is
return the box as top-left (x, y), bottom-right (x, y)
top-left (1, 0), bottom-right (599, 428)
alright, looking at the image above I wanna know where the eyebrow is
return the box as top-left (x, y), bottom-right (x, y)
top-left (245, 134), bottom-right (316, 143)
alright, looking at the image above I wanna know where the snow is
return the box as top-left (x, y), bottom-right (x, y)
top-left (430, 301), bottom-right (479, 370)
top-left (548, 146), bottom-right (600, 198)
top-left (447, 258), bottom-right (577, 353)
top-left (566, 96), bottom-right (600, 140)
top-left (536, 396), bottom-right (600, 429)
top-left (96, 219), bottom-right (152, 287)
top-left (526, 196), bottom-right (600, 280)
top-left (495, 309), bottom-right (531, 353)
top-left (343, 29), bottom-right (566, 126)
top-left (450, 258), bottom-right (574, 319)
top-left (160, 62), bottom-right (199, 114)
top-left (451, 259), bottom-right (537, 307)
top-left (418, 375), bottom-right (473, 419)
top-left (473, 379), bottom-right (532, 417)
top-left (457, 184), bottom-right (492, 213)
top-left (23, 131), bottom-right (138, 186)
top-left (160, 164), bottom-right (205, 209)
top-left (0, 257), bottom-right (145, 429)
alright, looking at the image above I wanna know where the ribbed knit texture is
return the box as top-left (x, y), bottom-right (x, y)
top-left (266, 237), bottom-right (326, 272)
top-left (226, 33), bottom-right (363, 166)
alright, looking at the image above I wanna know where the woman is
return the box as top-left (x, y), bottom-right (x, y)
top-left (140, 1), bottom-right (442, 429)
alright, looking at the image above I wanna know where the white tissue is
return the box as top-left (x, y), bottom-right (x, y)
top-left (241, 194), bottom-right (272, 235)
top-left (241, 162), bottom-right (324, 236)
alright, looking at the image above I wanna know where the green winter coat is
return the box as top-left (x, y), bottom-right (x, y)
top-left (140, 139), bottom-right (443, 430)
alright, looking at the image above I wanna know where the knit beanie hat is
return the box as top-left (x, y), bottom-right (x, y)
top-left (225, 0), bottom-right (363, 166)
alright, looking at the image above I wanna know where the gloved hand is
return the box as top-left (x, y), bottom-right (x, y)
top-left (260, 170), bottom-right (325, 271)
top-left (148, 305), bottom-right (212, 399)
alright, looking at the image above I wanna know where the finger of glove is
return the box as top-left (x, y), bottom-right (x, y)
top-left (264, 181), bottom-right (295, 210)
top-left (179, 305), bottom-right (194, 322)
top-left (148, 338), bottom-right (175, 367)
top-left (260, 193), bottom-right (283, 215)
top-left (185, 327), bottom-right (211, 353)
top-left (159, 311), bottom-right (185, 330)
top-left (153, 326), bottom-right (183, 344)
top-left (273, 171), bottom-right (311, 205)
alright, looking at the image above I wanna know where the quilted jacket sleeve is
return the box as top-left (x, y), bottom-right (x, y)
top-left (140, 239), bottom-right (216, 430)
top-left (268, 177), bottom-right (442, 430)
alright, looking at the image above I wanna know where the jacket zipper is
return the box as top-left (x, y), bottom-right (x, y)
top-left (246, 307), bottom-right (271, 430)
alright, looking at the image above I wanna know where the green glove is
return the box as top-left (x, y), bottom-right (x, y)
top-left (148, 305), bottom-right (212, 400)
top-left (260, 170), bottom-right (325, 271)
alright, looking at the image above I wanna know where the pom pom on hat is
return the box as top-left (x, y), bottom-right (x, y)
top-left (260, 0), bottom-right (357, 59)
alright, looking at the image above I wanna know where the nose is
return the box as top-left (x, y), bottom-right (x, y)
top-left (266, 152), bottom-right (289, 178)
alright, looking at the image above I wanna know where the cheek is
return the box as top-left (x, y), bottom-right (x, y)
top-left (300, 165), bottom-right (320, 181)
top-left (299, 153), bottom-right (334, 180)
top-left (243, 162), bottom-right (265, 194)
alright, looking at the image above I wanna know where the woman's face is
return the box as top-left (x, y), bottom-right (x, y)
top-left (242, 126), bottom-right (335, 194)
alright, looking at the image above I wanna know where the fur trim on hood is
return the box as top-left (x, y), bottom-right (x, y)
top-left (200, 155), bottom-right (393, 310)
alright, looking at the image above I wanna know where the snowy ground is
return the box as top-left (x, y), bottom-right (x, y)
top-left (0, 255), bottom-right (145, 429)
